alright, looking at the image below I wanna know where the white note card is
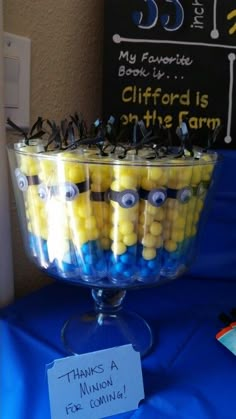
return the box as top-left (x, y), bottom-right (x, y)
top-left (47, 344), bottom-right (144, 419)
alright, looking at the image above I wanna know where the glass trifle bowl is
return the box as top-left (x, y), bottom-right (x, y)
top-left (7, 138), bottom-right (220, 356)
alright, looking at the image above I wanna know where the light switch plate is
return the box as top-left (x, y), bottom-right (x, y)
top-left (4, 32), bottom-right (31, 129)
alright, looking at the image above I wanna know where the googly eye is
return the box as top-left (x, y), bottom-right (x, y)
top-left (15, 168), bottom-right (28, 191)
top-left (197, 182), bottom-right (207, 197)
top-left (119, 190), bottom-right (139, 208)
top-left (148, 188), bottom-right (167, 207)
top-left (38, 184), bottom-right (49, 202)
top-left (58, 182), bottom-right (79, 201)
top-left (177, 187), bottom-right (193, 204)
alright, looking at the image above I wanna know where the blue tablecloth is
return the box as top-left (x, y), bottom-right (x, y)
top-left (1, 278), bottom-right (236, 419)
top-left (1, 149), bottom-right (236, 419)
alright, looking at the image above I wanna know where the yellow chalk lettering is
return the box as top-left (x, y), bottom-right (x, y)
top-left (180, 89), bottom-right (190, 106)
top-left (122, 86), bottom-right (134, 103)
top-left (179, 111), bottom-right (189, 123)
top-left (200, 94), bottom-right (208, 109)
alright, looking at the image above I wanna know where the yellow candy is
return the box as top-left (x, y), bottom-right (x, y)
top-left (166, 198), bottom-right (178, 210)
top-left (63, 162), bottom-right (86, 183)
top-left (164, 240), bottom-right (177, 252)
top-left (114, 206), bottom-right (138, 222)
top-left (77, 201), bottom-right (93, 218)
top-left (171, 229), bottom-right (185, 242)
top-left (119, 220), bottom-right (134, 235)
top-left (87, 228), bottom-right (99, 241)
top-left (141, 177), bottom-right (156, 190)
top-left (111, 241), bottom-right (126, 255)
top-left (113, 166), bottom-right (138, 178)
top-left (110, 181), bottom-right (123, 192)
top-left (179, 166), bottom-right (192, 183)
top-left (123, 232), bottom-right (138, 246)
top-left (201, 171), bottom-right (211, 181)
top-left (142, 247), bottom-right (156, 260)
top-left (153, 207), bottom-right (165, 221)
top-left (158, 169), bottom-right (169, 185)
top-left (192, 166), bottom-right (202, 184)
top-left (85, 216), bottom-right (97, 230)
top-left (109, 227), bottom-right (123, 242)
top-left (20, 156), bottom-right (39, 176)
top-left (167, 178), bottom-right (178, 189)
top-left (139, 213), bottom-right (154, 226)
top-left (196, 199), bottom-right (204, 212)
top-left (138, 200), bottom-right (145, 212)
top-left (175, 216), bottom-right (186, 229)
top-left (119, 175), bottom-right (138, 189)
top-left (146, 203), bottom-right (159, 216)
top-left (166, 208), bottom-right (179, 222)
top-left (73, 227), bottom-right (88, 245)
top-left (162, 228), bottom-right (171, 240)
top-left (39, 159), bottom-right (55, 176)
top-left (147, 167), bottom-right (163, 182)
top-left (40, 226), bottom-right (49, 240)
top-left (101, 223), bottom-right (110, 238)
top-left (150, 221), bottom-right (162, 236)
top-left (142, 233), bottom-right (157, 248)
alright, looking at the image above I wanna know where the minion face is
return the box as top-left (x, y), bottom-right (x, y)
top-left (136, 159), bottom-right (215, 280)
top-left (38, 154), bottom-right (106, 279)
top-left (90, 164), bottom-right (112, 251)
top-left (107, 165), bottom-right (141, 283)
top-left (14, 155), bottom-right (49, 267)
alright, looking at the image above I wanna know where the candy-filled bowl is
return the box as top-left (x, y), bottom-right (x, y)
top-left (7, 141), bottom-right (220, 356)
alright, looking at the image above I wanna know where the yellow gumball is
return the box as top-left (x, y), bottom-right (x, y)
top-left (142, 247), bottom-right (156, 260)
top-left (150, 221), bottom-right (162, 236)
top-left (164, 239), bottom-right (177, 252)
top-left (123, 232), bottom-right (138, 246)
top-left (111, 241), bottom-right (126, 255)
top-left (119, 220), bottom-right (134, 235)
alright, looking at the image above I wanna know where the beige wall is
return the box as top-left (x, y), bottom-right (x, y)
top-left (3, 0), bottom-right (104, 297)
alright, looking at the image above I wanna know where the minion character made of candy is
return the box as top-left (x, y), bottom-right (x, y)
top-left (137, 156), bottom-right (214, 280)
top-left (13, 145), bottom-right (215, 286)
top-left (14, 145), bottom-right (50, 268)
top-left (37, 152), bottom-right (106, 281)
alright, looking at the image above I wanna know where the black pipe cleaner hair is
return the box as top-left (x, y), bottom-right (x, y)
top-left (7, 114), bottom-right (222, 159)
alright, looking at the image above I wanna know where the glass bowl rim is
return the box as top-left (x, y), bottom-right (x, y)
top-left (7, 141), bottom-right (221, 168)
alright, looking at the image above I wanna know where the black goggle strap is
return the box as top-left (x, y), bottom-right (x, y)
top-left (50, 179), bottom-right (90, 195)
top-left (90, 191), bottom-right (107, 202)
top-left (26, 175), bottom-right (41, 186)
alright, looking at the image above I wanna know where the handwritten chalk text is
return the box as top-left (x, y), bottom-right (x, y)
top-left (120, 110), bottom-right (221, 130)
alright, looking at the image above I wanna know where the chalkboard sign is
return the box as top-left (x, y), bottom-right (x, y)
top-left (103, 0), bottom-right (236, 148)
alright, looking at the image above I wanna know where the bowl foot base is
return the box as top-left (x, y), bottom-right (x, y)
top-left (61, 309), bottom-right (153, 357)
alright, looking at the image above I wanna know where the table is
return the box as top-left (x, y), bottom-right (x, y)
top-left (1, 276), bottom-right (236, 419)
